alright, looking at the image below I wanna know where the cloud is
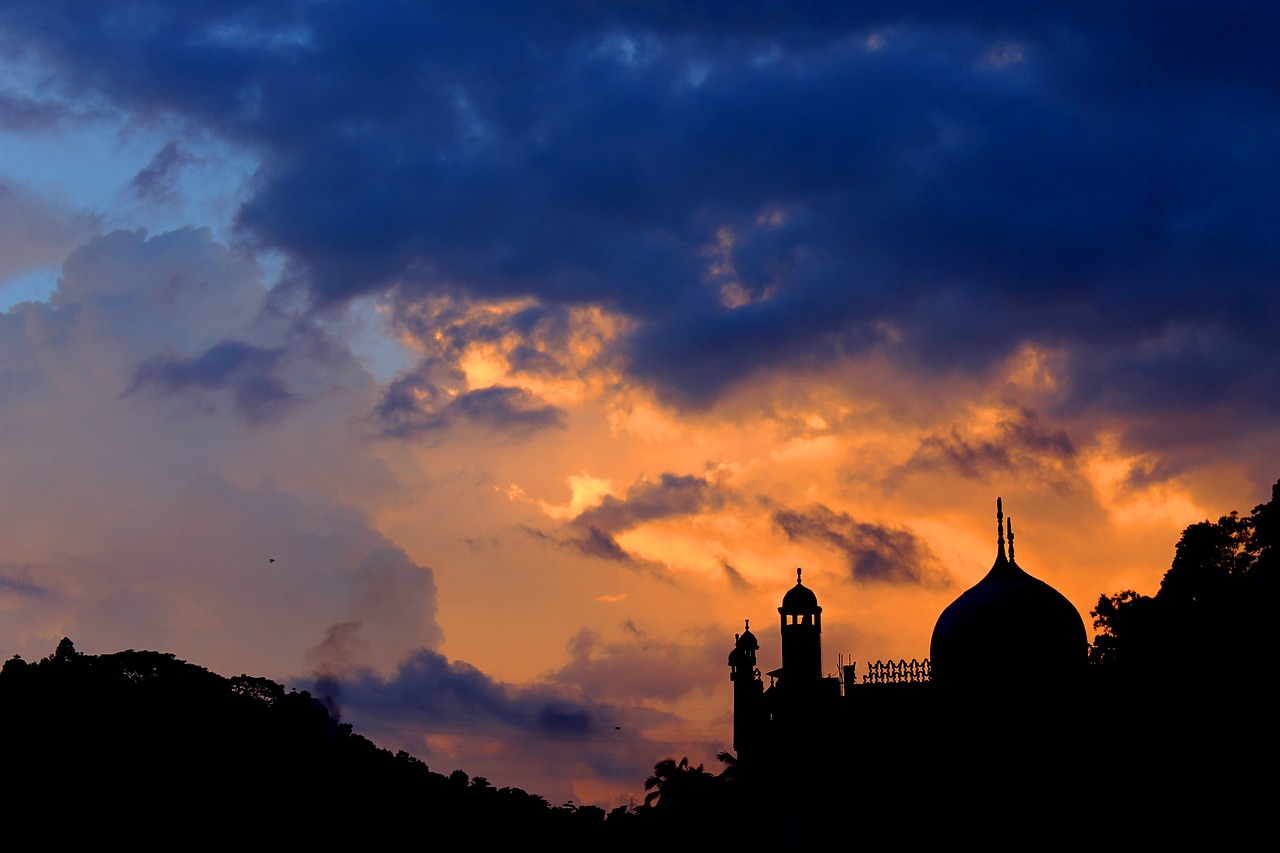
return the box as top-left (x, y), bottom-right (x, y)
top-left (718, 557), bottom-right (753, 591)
top-left (772, 503), bottom-right (950, 588)
top-left (517, 472), bottom-right (736, 576)
top-left (129, 140), bottom-right (198, 203)
top-left (0, 90), bottom-right (77, 131)
top-left (571, 473), bottom-right (726, 534)
top-left (568, 525), bottom-right (634, 564)
top-left (312, 645), bottom-right (676, 799)
top-left (547, 626), bottom-right (724, 704)
top-left (0, 225), bottom-right (436, 676)
top-left (307, 620), bottom-right (370, 681)
top-left (129, 340), bottom-right (294, 423)
top-left (369, 295), bottom-right (613, 440)
top-left (375, 374), bottom-right (564, 439)
top-left (521, 524), bottom-right (673, 581)
top-left (0, 564), bottom-right (54, 600)
top-left (905, 405), bottom-right (1075, 480)
top-left (2, 2), bottom-right (1274, 435)
top-left (0, 180), bottom-right (95, 284)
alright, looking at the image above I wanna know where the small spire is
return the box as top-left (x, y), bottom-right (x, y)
top-left (996, 497), bottom-right (1007, 559)
top-left (1007, 517), bottom-right (1016, 563)
top-left (796, 567), bottom-right (803, 585)
top-left (744, 619), bottom-right (750, 631)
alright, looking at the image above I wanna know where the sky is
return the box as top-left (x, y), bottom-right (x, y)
top-left (1, 1), bottom-right (1278, 807)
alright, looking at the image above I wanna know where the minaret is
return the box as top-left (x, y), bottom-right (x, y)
top-left (778, 568), bottom-right (823, 685)
top-left (728, 619), bottom-right (762, 762)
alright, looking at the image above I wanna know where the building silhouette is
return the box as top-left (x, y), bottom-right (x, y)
top-left (720, 496), bottom-right (1279, 850)
top-left (725, 499), bottom-right (1098, 849)
top-left (730, 499), bottom-right (1088, 766)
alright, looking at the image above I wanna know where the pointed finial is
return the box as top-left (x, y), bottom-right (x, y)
top-left (996, 497), bottom-right (1006, 559)
top-left (796, 567), bottom-right (803, 585)
top-left (1007, 516), bottom-right (1015, 563)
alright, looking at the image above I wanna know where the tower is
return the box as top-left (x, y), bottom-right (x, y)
top-left (727, 620), bottom-right (762, 761)
top-left (778, 567), bottom-right (822, 685)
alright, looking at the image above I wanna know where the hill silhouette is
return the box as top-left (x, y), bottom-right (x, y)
top-left (0, 640), bottom-right (659, 848)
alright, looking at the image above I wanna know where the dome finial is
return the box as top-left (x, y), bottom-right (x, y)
top-left (1007, 516), bottom-right (1016, 563)
top-left (744, 619), bottom-right (750, 631)
top-left (796, 567), bottom-right (803, 585)
top-left (996, 497), bottom-right (1006, 559)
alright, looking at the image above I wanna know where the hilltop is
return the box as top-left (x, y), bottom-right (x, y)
top-left (0, 640), bottom-right (658, 848)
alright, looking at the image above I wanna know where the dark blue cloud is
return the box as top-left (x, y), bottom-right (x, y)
top-left (129, 339), bottom-right (293, 423)
top-left (0, 564), bottom-right (54, 599)
top-left (772, 502), bottom-right (950, 587)
top-left (309, 645), bottom-right (674, 784)
top-left (374, 371), bottom-right (564, 439)
top-left (4, 2), bottom-right (1278, 438)
top-left (129, 140), bottom-right (197, 203)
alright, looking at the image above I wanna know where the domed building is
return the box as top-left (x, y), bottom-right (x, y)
top-left (718, 500), bottom-right (1255, 848)
top-left (727, 498), bottom-right (1087, 773)
top-left (930, 498), bottom-right (1087, 689)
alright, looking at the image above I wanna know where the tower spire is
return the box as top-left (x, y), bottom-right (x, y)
top-left (996, 497), bottom-right (1006, 560)
top-left (1007, 516), bottom-right (1016, 564)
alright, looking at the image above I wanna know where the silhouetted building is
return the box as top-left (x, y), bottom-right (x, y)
top-left (730, 499), bottom-right (1087, 758)
top-left (725, 499), bottom-right (1272, 851)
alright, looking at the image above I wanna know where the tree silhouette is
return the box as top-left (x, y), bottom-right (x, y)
top-left (714, 750), bottom-right (740, 781)
top-left (1091, 478), bottom-right (1279, 679)
top-left (643, 756), bottom-right (716, 810)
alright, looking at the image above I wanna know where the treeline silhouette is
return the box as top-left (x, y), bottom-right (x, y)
top-left (0, 640), bottom-right (703, 848)
top-left (1091, 477), bottom-right (1278, 680)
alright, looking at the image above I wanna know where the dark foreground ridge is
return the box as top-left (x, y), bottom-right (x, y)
top-left (0, 642), bottom-right (658, 849)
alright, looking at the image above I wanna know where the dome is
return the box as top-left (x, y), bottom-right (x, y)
top-left (729, 620), bottom-right (759, 669)
top-left (780, 568), bottom-right (819, 614)
top-left (930, 501), bottom-right (1087, 688)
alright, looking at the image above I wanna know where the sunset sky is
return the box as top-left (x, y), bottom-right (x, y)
top-left (1, 2), bottom-right (1277, 807)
